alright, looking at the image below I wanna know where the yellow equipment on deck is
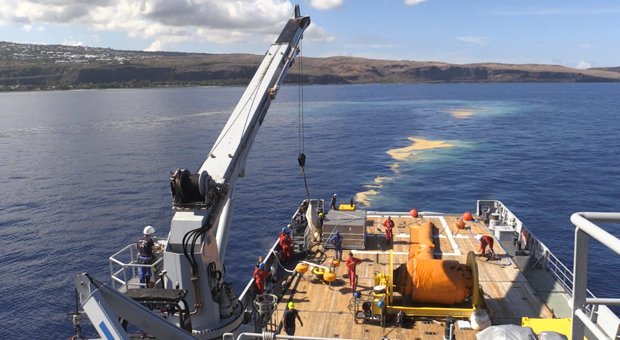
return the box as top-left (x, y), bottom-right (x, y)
top-left (338, 204), bottom-right (356, 211)
top-left (522, 317), bottom-right (587, 339)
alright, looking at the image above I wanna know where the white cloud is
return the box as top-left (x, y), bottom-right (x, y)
top-left (62, 38), bottom-right (84, 46)
top-left (21, 23), bottom-right (45, 31)
top-left (404, 0), bottom-right (428, 5)
top-left (308, 0), bottom-right (344, 10)
top-left (303, 25), bottom-right (335, 43)
top-left (145, 40), bottom-right (163, 52)
top-left (576, 61), bottom-right (591, 69)
top-left (0, 0), bottom-right (325, 51)
top-left (457, 36), bottom-right (489, 45)
top-left (580, 43), bottom-right (592, 49)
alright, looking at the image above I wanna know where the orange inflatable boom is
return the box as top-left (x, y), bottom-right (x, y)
top-left (394, 222), bottom-right (474, 305)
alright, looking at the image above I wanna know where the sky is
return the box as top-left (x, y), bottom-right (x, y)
top-left (1, 0), bottom-right (619, 68)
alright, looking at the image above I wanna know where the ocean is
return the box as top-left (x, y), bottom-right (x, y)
top-left (1, 83), bottom-right (619, 338)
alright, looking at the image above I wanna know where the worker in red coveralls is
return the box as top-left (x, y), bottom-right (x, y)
top-left (346, 252), bottom-right (363, 291)
top-left (477, 235), bottom-right (496, 261)
top-left (279, 227), bottom-right (292, 263)
top-left (383, 216), bottom-right (394, 246)
top-left (253, 262), bottom-right (270, 295)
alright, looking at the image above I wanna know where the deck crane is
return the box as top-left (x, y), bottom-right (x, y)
top-left (73, 6), bottom-right (310, 340)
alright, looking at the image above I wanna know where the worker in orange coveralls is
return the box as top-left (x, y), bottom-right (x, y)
top-left (383, 216), bottom-right (394, 246)
top-left (279, 227), bottom-right (293, 263)
top-left (477, 235), bottom-right (496, 261)
top-left (253, 262), bottom-right (270, 294)
top-left (346, 252), bottom-right (363, 291)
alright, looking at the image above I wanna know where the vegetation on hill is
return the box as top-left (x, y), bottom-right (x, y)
top-left (1, 41), bottom-right (619, 91)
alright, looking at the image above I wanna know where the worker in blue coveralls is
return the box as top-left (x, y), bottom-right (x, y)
top-left (136, 225), bottom-right (159, 288)
top-left (330, 231), bottom-right (343, 261)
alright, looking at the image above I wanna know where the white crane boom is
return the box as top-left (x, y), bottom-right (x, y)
top-left (75, 6), bottom-right (310, 340)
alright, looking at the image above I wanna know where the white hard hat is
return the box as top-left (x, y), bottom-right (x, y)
top-left (475, 234), bottom-right (482, 242)
top-left (334, 194), bottom-right (338, 197)
top-left (143, 225), bottom-right (155, 235)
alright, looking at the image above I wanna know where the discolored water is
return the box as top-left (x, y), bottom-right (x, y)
top-left (1, 83), bottom-right (619, 338)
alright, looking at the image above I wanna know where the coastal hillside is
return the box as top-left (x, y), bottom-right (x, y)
top-left (1, 41), bottom-right (619, 90)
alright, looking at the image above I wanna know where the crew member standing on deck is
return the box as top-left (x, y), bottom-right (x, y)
top-left (330, 194), bottom-right (338, 210)
top-left (253, 262), bottom-right (270, 295)
top-left (477, 235), bottom-right (496, 260)
top-left (346, 252), bottom-right (363, 291)
top-left (330, 231), bottom-right (343, 261)
top-left (279, 227), bottom-right (292, 263)
top-left (282, 301), bottom-right (303, 337)
top-left (383, 216), bottom-right (395, 246)
top-left (136, 225), bottom-right (159, 288)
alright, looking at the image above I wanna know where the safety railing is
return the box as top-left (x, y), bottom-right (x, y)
top-left (238, 238), bottom-right (281, 307)
top-left (109, 244), bottom-right (163, 290)
top-left (570, 212), bottom-right (620, 340)
top-left (544, 249), bottom-right (575, 294)
top-left (477, 201), bottom-right (597, 302)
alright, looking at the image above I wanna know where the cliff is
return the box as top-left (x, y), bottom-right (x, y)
top-left (2, 48), bottom-right (620, 90)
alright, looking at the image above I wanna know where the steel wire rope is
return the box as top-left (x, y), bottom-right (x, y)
top-left (297, 39), bottom-right (311, 200)
top-left (298, 40), bottom-right (305, 157)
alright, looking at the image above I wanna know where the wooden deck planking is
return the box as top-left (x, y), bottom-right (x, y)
top-left (275, 214), bottom-right (555, 339)
top-left (482, 281), bottom-right (554, 325)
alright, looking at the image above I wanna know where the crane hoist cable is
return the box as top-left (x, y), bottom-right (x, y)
top-left (297, 39), bottom-right (310, 200)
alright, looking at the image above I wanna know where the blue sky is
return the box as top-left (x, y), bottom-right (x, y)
top-left (1, 0), bottom-right (619, 68)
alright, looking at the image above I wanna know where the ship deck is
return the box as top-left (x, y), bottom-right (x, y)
top-left (274, 212), bottom-right (564, 339)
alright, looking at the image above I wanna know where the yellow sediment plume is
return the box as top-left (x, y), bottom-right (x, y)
top-left (386, 138), bottom-right (453, 161)
top-left (356, 175), bottom-right (393, 207)
top-left (355, 189), bottom-right (378, 207)
top-left (446, 107), bottom-right (491, 118)
top-left (374, 176), bottom-right (391, 184)
top-left (357, 138), bottom-right (455, 207)
top-left (389, 163), bottom-right (401, 174)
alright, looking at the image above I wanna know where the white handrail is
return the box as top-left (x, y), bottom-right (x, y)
top-left (570, 212), bottom-right (620, 340)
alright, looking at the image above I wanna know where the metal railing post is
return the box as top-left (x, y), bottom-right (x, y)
top-left (571, 227), bottom-right (589, 340)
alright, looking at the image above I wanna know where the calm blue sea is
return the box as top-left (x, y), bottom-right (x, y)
top-left (1, 83), bottom-right (619, 338)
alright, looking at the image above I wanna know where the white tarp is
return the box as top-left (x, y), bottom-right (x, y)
top-left (476, 324), bottom-right (538, 340)
top-left (305, 200), bottom-right (321, 239)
